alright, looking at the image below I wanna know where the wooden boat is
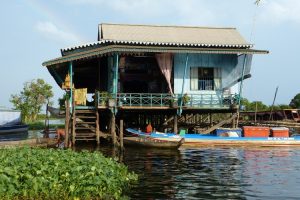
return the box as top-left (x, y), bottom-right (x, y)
top-left (126, 128), bottom-right (300, 147)
top-left (123, 136), bottom-right (184, 149)
top-left (0, 108), bottom-right (22, 126)
top-left (0, 124), bottom-right (28, 134)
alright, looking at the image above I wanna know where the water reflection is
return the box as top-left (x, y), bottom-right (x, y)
top-left (2, 131), bottom-right (299, 200)
top-left (81, 145), bottom-right (300, 200)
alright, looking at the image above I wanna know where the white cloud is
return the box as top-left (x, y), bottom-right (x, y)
top-left (36, 21), bottom-right (84, 44)
top-left (260, 0), bottom-right (300, 24)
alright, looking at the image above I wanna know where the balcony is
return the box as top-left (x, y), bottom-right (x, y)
top-left (96, 92), bottom-right (238, 109)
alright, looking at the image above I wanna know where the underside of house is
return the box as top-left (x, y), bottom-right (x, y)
top-left (43, 23), bottom-right (268, 145)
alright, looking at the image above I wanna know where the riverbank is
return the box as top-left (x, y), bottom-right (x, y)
top-left (28, 121), bottom-right (64, 130)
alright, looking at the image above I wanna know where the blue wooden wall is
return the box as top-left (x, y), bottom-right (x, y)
top-left (173, 53), bottom-right (252, 95)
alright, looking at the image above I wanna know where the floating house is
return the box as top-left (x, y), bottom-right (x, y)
top-left (43, 23), bottom-right (268, 145)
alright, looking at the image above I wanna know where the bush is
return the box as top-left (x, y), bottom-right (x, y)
top-left (0, 147), bottom-right (138, 199)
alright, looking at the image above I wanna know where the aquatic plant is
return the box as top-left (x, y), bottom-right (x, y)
top-left (0, 147), bottom-right (138, 199)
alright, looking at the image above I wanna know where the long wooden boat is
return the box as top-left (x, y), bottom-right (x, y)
top-left (0, 124), bottom-right (28, 134)
top-left (126, 128), bottom-right (300, 147)
top-left (123, 136), bottom-right (184, 149)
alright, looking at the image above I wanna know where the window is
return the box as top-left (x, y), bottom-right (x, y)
top-left (190, 67), bottom-right (221, 91)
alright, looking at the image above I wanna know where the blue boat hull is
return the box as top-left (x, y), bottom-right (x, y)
top-left (0, 124), bottom-right (28, 134)
top-left (126, 128), bottom-right (300, 147)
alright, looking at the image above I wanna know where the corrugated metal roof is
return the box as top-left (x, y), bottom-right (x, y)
top-left (44, 45), bottom-right (268, 67)
top-left (100, 23), bottom-right (250, 46)
top-left (62, 23), bottom-right (252, 53)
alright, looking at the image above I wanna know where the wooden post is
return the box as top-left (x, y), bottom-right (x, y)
top-left (111, 113), bottom-right (116, 146)
top-left (254, 101), bottom-right (258, 124)
top-left (232, 113), bottom-right (236, 128)
top-left (120, 119), bottom-right (124, 149)
top-left (96, 109), bottom-right (100, 146)
top-left (71, 94), bottom-right (76, 146)
top-left (209, 113), bottom-right (213, 127)
top-left (64, 100), bottom-right (70, 148)
top-left (174, 114), bottom-right (178, 134)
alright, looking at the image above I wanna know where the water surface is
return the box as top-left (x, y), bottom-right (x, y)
top-left (92, 145), bottom-right (300, 200)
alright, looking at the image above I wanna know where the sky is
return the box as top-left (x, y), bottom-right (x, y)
top-left (1, 0), bottom-right (300, 108)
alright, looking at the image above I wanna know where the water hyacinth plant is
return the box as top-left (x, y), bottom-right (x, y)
top-left (0, 147), bottom-right (138, 199)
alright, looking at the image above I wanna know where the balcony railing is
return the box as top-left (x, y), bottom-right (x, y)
top-left (96, 92), bottom-right (238, 109)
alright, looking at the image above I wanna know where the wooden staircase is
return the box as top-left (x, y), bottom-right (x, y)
top-left (71, 108), bottom-right (100, 145)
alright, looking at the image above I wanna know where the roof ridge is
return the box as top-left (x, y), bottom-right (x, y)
top-left (99, 22), bottom-right (237, 30)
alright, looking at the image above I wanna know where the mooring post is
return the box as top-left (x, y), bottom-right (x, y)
top-left (174, 114), bottom-right (178, 134)
top-left (120, 119), bottom-right (124, 149)
top-left (64, 100), bottom-right (70, 148)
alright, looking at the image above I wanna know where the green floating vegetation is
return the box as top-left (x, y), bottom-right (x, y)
top-left (0, 147), bottom-right (138, 200)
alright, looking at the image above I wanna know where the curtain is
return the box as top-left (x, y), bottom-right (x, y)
top-left (74, 88), bottom-right (87, 106)
top-left (155, 53), bottom-right (174, 95)
top-left (214, 68), bottom-right (221, 90)
top-left (191, 68), bottom-right (198, 90)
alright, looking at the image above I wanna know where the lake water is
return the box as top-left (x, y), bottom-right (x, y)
top-left (2, 131), bottom-right (300, 199)
top-left (90, 145), bottom-right (300, 200)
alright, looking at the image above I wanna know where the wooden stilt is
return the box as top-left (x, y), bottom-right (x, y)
top-left (232, 113), bottom-right (236, 128)
top-left (174, 114), bottom-right (178, 134)
top-left (64, 100), bottom-right (70, 148)
top-left (120, 119), bottom-right (124, 149)
top-left (72, 108), bottom-right (76, 146)
top-left (96, 109), bottom-right (100, 145)
top-left (209, 113), bottom-right (213, 127)
top-left (111, 113), bottom-right (116, 146)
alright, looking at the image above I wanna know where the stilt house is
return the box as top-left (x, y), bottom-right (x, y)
top-left (43, 23), bottom-right (268, 145)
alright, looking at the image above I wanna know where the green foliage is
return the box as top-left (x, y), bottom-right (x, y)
top-left (0, 147), bottom-right (138, 199)
top-left (58, 93), bottom-right (67, 110)
top-left (241, 98), bottom-right (290, 111)
top-left (241, 98), bottom-right (268, 111)
top-left (10, 79), bottom-right (53, 123)
top-left (27, 121), bottom-right (64, 130)
top-left (289, 93), bottom-right (300, 109)
top-left (271, 104), bottom-right (291, 111)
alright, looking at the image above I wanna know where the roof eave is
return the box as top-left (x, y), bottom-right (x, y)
top-left (43, 45), bottom-right (268, 67)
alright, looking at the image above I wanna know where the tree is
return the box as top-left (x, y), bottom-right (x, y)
top-left (10, 79), bottom-right (53, 122)
top-left (58, 93), bottom-right (67, 110)
top-left (290, 93), bottom-right (300, 109)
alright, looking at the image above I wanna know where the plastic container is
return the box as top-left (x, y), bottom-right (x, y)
top-left (243, 126), bottom-right (270, 137)
top-left (271, 127), bottom-right (289, 137)
top-left (216, 128), bottom-right (242, 137)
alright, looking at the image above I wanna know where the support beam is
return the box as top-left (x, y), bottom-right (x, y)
top-left (97, 58), bottom-right (101, 90)
top-left (232, 112), bottom-right (236, 128)
top-left (71, 95), bottom-right (76, 146)
top-left (69, 62), bottom-right (73, 113)
top-left (174, 114), bottom-right (178, 134)
top-left (178, 53), bottom-right (189, 116)
top-left (64, 99), bottom-right (70, 148)
top-left (113, 54), bottom-right (119, 114)
top-left (120, 119), bottom-right (124, 149)
top-left (96, 109), bottom-right (100, 145)
top-left (236, 54), bottom-right (248, 127)
top-left (111, 113), bottom-right (116, 146)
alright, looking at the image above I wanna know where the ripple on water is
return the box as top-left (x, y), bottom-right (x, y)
top-left (66, 144), bottom-right (300, 200)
